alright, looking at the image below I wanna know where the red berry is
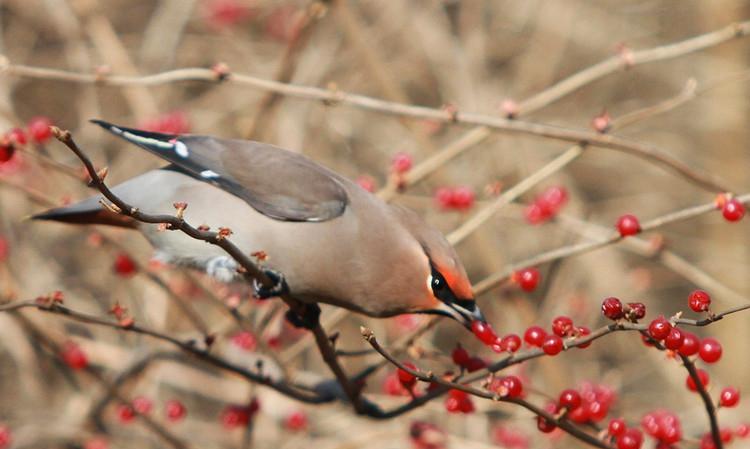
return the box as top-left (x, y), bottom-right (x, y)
top-left (451, 344), bottom-right (471, 367)
top-left (701, 433), bottom-right (717, 449)
top-left (688, 290), bottom-right (711, 312)
top-left (140, 111), bottom-right (190, 135)
top-left (719, 387), bottom-right (740, 407)
top-left (524, 202), bottom-right (549, 225)
top-left (397, 362), bottom-right (418, 389)
top-left (626, 302), bottom-right (646, 320)
top-left (608, 418), bottom-right (627, 437)
top-left (493, 375), bottom-right (524, 398)
top-left (0, 425), bottom-right (9, 449)
top-left (284, 410), bottom-right (308, 431)
top-left (617, 428), bottom-right (643, 449)
top-left (203, 0), bottom-right (253, 29)
top-left (538, 186), bottom-right (568, 213)
top-left (356, 175), bottom-right (376, 193)
top-left (231, 331), bottom-right (257, 351)
top-left (132, 396), bottom-right (153, 415)
top-left (592, 111), bottom-right (612, 133)
top-left (551, 316), bottom-right (574, 337)
top-left (383, 372), bottom-right (409, 396)
top-left (391, 152), bottom-right (413, 174)
top-left (523, 326), bottom-right (547, 347)
top-left (736, 423), bottom-right (750, 438)
top-left (113, 253), bottom-right (137, 277)
top-left (699, 337), bottom-right (722, 363)
top-left (602, 297), bottom-right (624, 320)
top-left (445, 389), bottom-right (474, 414)
top-left (616, 214), bottom-right (641, 237)
top-left (165, 399), bottom-right (187, 422)
top-left (559, 389), bottom-right (582, 410)
top-left (678, 332), bottom-right (700, 356)
top-left (686, 369), bottom-right (710, 392)
top-left (499, 334), bottom-right (522, 353)
top-left (471, 320), bottom-right (498, 345)
top-left (514, 267), bottom-right (541, 292)
top-left (27, 116), bottom-right (53, 143)
top-left (8, 128), bottom-right (27, 145)
top-left (61, 341), bottom-right (88, 370)
top-left (721, 428), bottom-right (734, 443)
top-left (221, 404), bottom-right (251, 429)
top-left (664, 328), bottom-right (684, 350)
top-left (722, 198), bottom-right (745, 222)
top-left (537, 402), bottom-right (559, 433)
top-left (648, 317), bottom-right (671, 340)
top-left (452, 186), bottom-right (475, 210)
top-left (575, 326), bottom-right (592, 349)
top-left (542, 334), bottom-right (563, 356)
top-left (435, 187), bottom-right (454, 209)
top-left (116, 403), bottom-right (136, 423)
top-left (465, 356), bottom-right (486, 373)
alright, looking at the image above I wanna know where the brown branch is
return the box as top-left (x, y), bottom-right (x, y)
top-left (0, 60), bottom-right (729, 192)
top-left (679, 353), bottom-right (722, 449)
top-left (2, 299), bottom-right (330, 404)
top-left (473, 193), bottom-right (750, 295)
top-left (361, 327), bottom-right (613, 449)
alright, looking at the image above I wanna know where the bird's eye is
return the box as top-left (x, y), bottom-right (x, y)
top-left (432, 276), bottom-right (444, 290)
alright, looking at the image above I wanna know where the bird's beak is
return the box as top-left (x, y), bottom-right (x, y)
top-left (433, 300), bottom-right (486, 329)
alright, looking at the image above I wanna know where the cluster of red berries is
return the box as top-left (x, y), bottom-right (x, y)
top-left (116, 397), bottom-right (186, 423)
top-left (538, 385), bottom-right (613, 432)
top-left (641, 410), bottom-right (682, 446)
top-left (715, 193), bottom-right (745, 222)
top-left (615, 214), bottom-right (641, 237)
top-left (0, 116), bottom-right (53, 163)
top-left (221, 398), bottom-right (260, 429)
top-left (512, 267), bottom-right (541, 292)
top-left (470, 321), bottom-right (523, 354)
top-left (139, 111), bottom-right (191, 135)
top-left (524, 316), bottom-right (591, 355)
top-left (601, 297), bottom-right (646, 322)
top-left (434, 186), bottom-right (476, 211)
top-left (113, 253), bottom-right (138, 277)
top-left (524, 186), bottom-right (568, 224)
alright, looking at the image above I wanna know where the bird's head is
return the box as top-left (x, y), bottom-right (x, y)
top-left (390, 205), bottom-right (486, 329)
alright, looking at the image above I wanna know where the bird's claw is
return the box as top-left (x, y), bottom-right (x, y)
top-left (252, 268), bottom-right (288, 299)
top-left (285, 303), bottom-right (321, 330)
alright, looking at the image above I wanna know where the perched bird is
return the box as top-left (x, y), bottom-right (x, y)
top-left (34, 121), bottom-right (484, 328)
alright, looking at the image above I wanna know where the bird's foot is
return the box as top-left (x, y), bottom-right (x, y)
top-left (252, 268), bottom-right (289, 300)
top-left (285, 303), bottom-right (321, 330)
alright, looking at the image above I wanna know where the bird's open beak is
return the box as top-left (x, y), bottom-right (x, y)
top-left (433, 300), bottom-right (486, 329)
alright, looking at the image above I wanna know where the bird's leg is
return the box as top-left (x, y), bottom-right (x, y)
top-left (284, 303), bottom-right (321, 330)
top-left (252, 268), bottom-right (289, 299)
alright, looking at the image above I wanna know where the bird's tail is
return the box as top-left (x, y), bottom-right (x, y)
top-left (31, 195), bottom-right (136, 228)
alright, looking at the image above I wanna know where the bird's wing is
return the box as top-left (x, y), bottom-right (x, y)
top-left (91, 120), bottom-right (348, 222)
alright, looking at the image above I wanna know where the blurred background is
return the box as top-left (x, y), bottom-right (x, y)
top-left (1, 0), bottom-right (749, 448)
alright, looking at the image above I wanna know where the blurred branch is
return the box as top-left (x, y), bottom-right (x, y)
top-left (473, 192), bottom-right (750, 295)
top-left (0, 59), bottom-right (729, 192)
top-left (678, 352), bottom-right (721, 449)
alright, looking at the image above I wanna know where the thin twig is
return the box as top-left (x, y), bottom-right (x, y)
top-left (473, 193), bottom-right (750, 295)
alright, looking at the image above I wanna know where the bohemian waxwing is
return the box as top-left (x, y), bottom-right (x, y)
top-left (34, 120), bottom-right (485, 328)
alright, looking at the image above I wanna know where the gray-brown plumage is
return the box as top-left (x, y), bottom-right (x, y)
top-left (34, 121), bottom-right (484, 327)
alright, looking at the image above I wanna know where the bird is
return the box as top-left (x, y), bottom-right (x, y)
top-left (33, 120), bottom-right (485, 328)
